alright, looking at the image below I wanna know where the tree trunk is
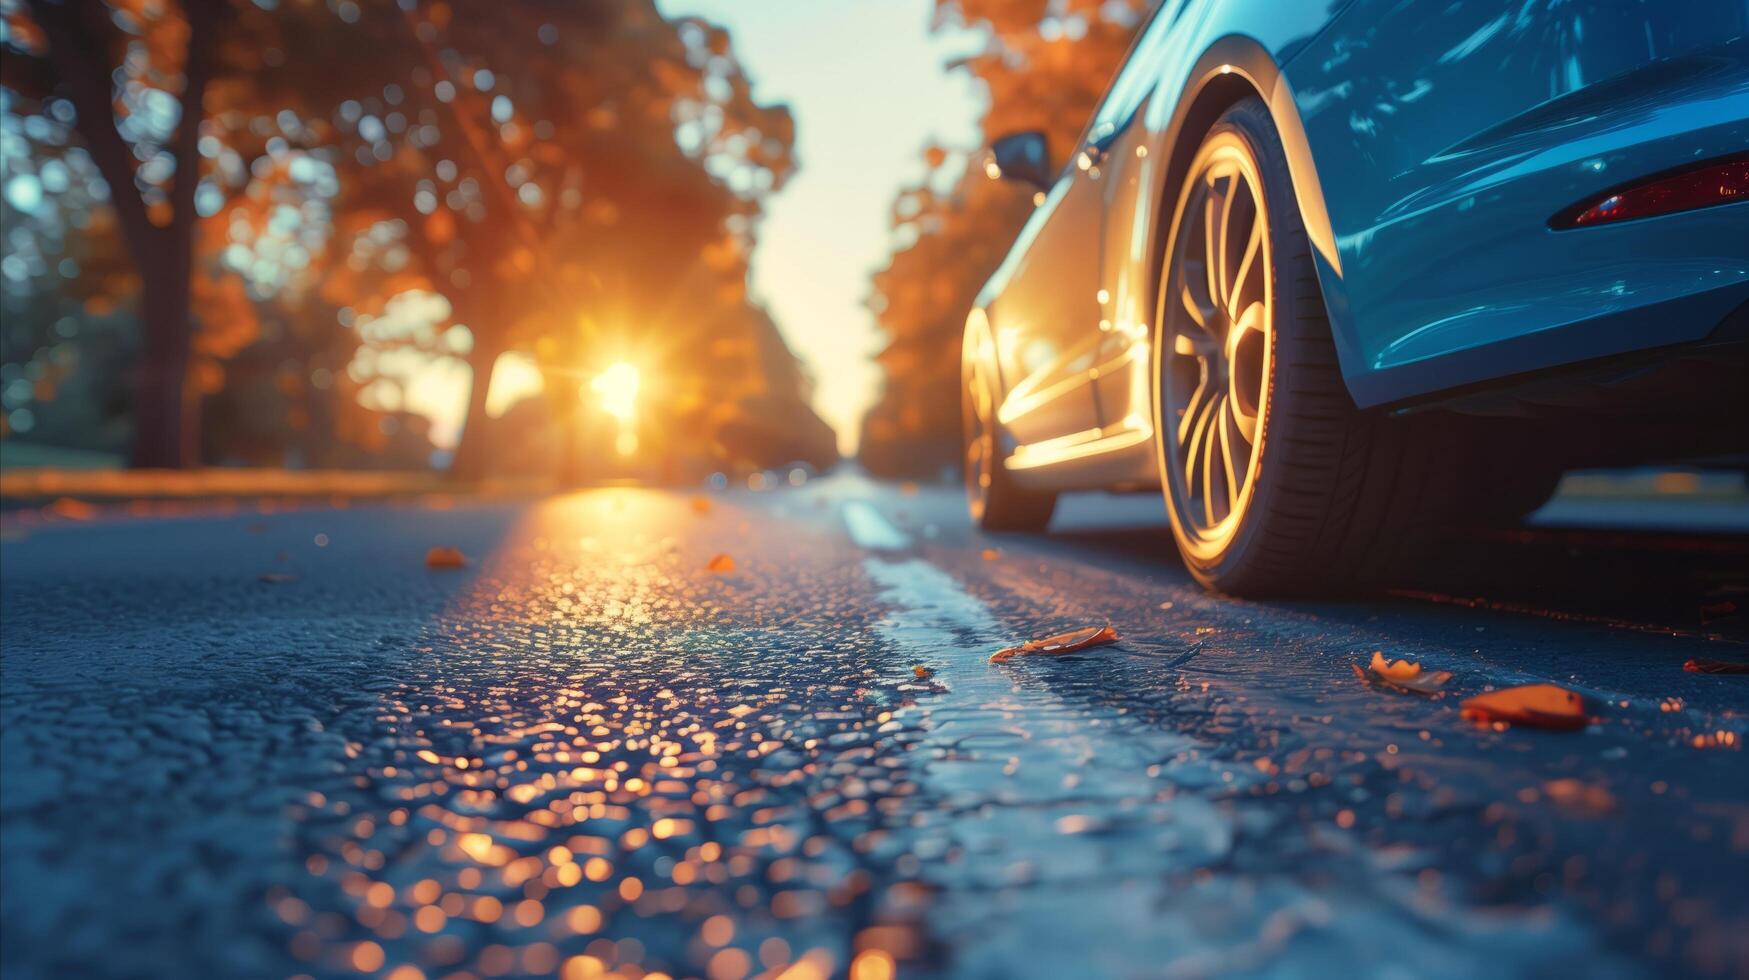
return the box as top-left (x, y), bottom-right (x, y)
top-left (546, 374), bottom-right (588, 489)
top-left (130, 268), bottom-right (198, 468)
top-left (448, 340), bottom-right (501, 482)
top-left (29, 0), bottom-right (217, 469)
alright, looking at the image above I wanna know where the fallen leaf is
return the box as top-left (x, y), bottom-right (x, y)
top-left (981, 548), bottom-right (1001, 561)
top-left (990, 625), bottom-right (1118, 664)
top-left (1370, 652), bottom-right (1418, 681)
top-left (47, 497), bottom-right (96, 521)
top-left (912, 665), bottom-right (933, 679)
top-left (425, 546), bottom-right (468, 569)
top-left (1541, 777), bottom-right (1616, 814)
top-left (706, 553), bottom-right (736, 572)
top-left (1700, 600), bottom-right (1738, 619)
top-left (1461, 684), bottom-right (1587, 730)
top-left (1684, 658), bottom-right (1749, 674)
top-left (257, 572), bottom-right (298, 584)
top-left (690, 496), bottom-right (712, 515)
top-left (1353, 651), bottom-right (1452, 695)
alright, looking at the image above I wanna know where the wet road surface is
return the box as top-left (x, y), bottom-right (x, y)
top-left (2, 477), bottom-right (1746, 979)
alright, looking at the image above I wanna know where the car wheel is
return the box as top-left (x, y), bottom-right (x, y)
top-left (1154, 98), bottom-right (1469, 594)
top-left (963, 332), bottom-right (1057, 531)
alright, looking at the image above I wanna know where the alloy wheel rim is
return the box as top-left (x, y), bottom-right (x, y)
top-left (1161, 137), bottom-right (1272, 547)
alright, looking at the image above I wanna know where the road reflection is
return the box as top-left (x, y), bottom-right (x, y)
top-left (280, 491), bottom-right (920, 980)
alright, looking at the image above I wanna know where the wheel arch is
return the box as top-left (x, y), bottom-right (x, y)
top-left (1144, 35), bottom-right (1357, 388)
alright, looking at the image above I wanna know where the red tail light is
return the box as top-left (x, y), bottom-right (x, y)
top-left (1553, 154), bottom-right (1748, 229)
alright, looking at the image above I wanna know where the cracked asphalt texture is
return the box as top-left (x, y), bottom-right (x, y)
top-left (2, 476), bottom-right (1746, 979)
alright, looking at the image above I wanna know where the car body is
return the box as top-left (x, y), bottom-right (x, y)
top-left (963, 0), bottom-right (1749, 591)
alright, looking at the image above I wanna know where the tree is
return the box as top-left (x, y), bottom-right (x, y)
top-left (862, 0), bottom-right (1151, 477)
top-left (311, 0), bottom-right (812, 481)
top-left (1, 0), bottom-right (398, 466)
top-left (4, 0), bottom-right (833, 479)
top-left (9, 0), bottom-right (226, 466)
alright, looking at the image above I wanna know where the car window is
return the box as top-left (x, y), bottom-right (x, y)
top-left (1086, 1), bottom-right (1184, 149)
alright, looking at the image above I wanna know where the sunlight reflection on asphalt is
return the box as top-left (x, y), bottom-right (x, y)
top-left (2, 481), bottom-right (1745, 978)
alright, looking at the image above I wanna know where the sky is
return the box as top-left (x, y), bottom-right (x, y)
top-left (652, 0), bottom-right (985, 455)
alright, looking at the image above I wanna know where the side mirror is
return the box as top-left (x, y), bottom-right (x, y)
top-left (988, 131), bottom-right (1053, 190)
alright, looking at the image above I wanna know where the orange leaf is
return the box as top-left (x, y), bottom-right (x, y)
top-left (690, 496), bottom-right (713, 515)
top-left (981, 548), bottom-right (1001, 561)
top-left (990, 625), bottom-right (1118, 664)
top-left (47, 497), bottom-right (96, 520)
top-left (1370, 651), bottom-right (1419, 681)
top-left (912, 665), bottom-right (933, 679)
top-left (1684, 658), bottom-right (1749, 674)
top-left (706, 553), bottom-right (735, 572)
top-left (1354, 652), bottom-right (1451, 695)
top-left (425, 546), bottom-right (467, 569)
top-left (1461, 684), bottom-right (1587, 730)
top-left (1541, 778), bottom-right (1615, 814)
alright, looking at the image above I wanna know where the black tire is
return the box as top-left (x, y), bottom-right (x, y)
top-left (963, 331), bottom-right (1057, 532)
top-left (1154, 98), bottom-right (1475, 595)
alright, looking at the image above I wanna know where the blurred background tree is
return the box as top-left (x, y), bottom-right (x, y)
top-left (860, 0), bottom-right (1151, 479)
top-left (0, 0), bottom-right (833, 479)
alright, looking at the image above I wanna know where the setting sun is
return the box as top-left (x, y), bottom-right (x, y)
top-left (591, 362), bottom-right (641, 456)
top-left (591, 362), bottom-right (641, 423)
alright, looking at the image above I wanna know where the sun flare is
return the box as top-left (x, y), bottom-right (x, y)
top-left (591, 362), bottom-right (640, 423)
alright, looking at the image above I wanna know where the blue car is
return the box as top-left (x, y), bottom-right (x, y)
top-left (962, 0), bottom-right (1749, 594)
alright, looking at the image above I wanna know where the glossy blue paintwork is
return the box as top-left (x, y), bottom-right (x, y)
top-left (974, 0), bottom-right (1749, 491)
top-left (1289, 1), bottom-right (1749, 407)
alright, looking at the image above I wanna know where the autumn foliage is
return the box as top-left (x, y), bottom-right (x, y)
top-left (861, 0), bottom-right (1151, 478)
top-left (0, 0), bottom-right (834, 478)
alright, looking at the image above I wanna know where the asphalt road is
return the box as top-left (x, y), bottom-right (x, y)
top-left (2, 476), bottom-right (1746, 979)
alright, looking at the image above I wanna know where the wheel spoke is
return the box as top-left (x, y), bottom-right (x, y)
top-left (1183, 387), bottom-right (1216, 471)
top-left (1228, 384), bottom-right (1257, 445)
top-left (1216, 179), bottom-right (1239, 311)
top-left (1202, 182), bottom-right (1226, 316)
top-left (1234, 300), bottom-right (1265, 338)
top-left (1179, 282), bottom-right (1207, 331)
top-left (1200, 400), bottom-right (1221, 526)
top-left (1228, 218), bottom-right (1262, 320)
top-left (1177, 375), bottom-right (1214, 445)
top-left (1218, 401), bottom-right (1240, 512)
top-left (1181, 266), bottom-right (1222, 344)
top-left (1228, 301), bottom-right (1264, 443)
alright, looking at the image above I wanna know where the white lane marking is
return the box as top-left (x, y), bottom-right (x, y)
top-left (862, 557), bottom-right (1002, 649)
top-left (840, 500), bottom-right (912, 551)
top-left (857, 551), bottom-right (1616, 978)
